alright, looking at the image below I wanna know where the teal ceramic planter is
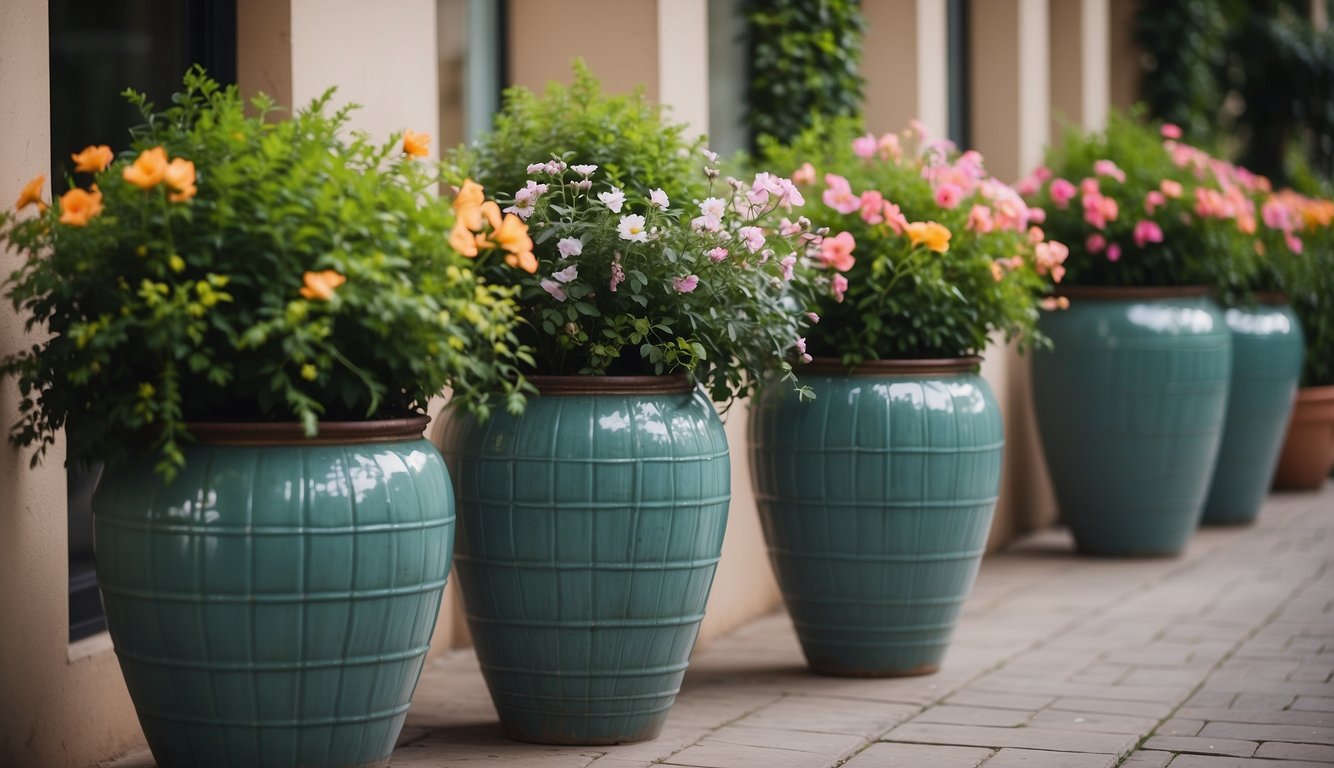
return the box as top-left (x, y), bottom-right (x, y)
top-left (1032, 288), bottom-right (1232, 556)
top-left (434, 375), bottom-right (730, 745)
top-left (95, 417), bottom-right (453, 768)
top-left (749, 358), bottom-right (1002, 677)
top-left (1202, 299), bottom-right (1304, 524)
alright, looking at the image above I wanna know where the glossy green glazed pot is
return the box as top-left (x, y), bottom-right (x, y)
top-left (94, 417), bottom-right (453, 768)
top-left (1032, 288), bottom-right (1232, 556)
top-left (433, 375), bottom-right (729, 745)
top-left (1202, 299), bottom-right (1304, 524)
top-left (749, 358), bottom-right (1002, 677)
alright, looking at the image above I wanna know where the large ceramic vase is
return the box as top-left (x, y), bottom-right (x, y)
top-left (1202, 298), bottom-right (1305, 523)
top-left (1272, 386), bottom-right (1334, 489)
top-left (94, 416), bottom-right (454, 768)
top-left (749, 358), bottom-right (1002, 677)
top-left (1032, 287), bottom-right (1232, 556)
top-left (433, 375), bottom-right (730, 745)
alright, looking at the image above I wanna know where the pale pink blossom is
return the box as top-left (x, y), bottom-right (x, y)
top-left (673, 275), bottom-right (699, 293)
top-left (701, 148), bottom-right (720, 163)
top-left (708, 247), bottom-right (729, 263)
top-left (852, 133), bottom-right (877, 159)
top-left (1094, 160), bottom-right (1127, 183)
top-left (552, 265), bottom-right (578, 283)
top-left (1028, 207), bottom-right (1047, 224)
top-left (1161, 123), bottom-right (1183, 140)
top-left (778, 217), bottom-right (802, 236)
top-left (1285, 231), bottom-right (1304, 253)
top-left (557, 237), bottom-right (583, 259)
top-left (806, 312), bottom-right (820, 323)
top-left (739, 226), bottom-right (766, 253)
top-left (1035, 241), bottom-right (1069, 283)
top-left (609, 254), bottom-right (625, 292)
top-left (598, 188), bottom-right (626, 213)
top-left (617, 214), bottom-right (648, 242)
top-left (795, 336), bottom-right (812, 363)
top-left (882, 201), bottom-right (909, 234)
top-left (571, 164), bottom-right (598, 176)
top-left (792, 162), bottom-right (816, 186)
top-left (1145, 190), bottom-right (1166, 215)
top-left (1080, 177), bottom-right (1101, 196)
top-left (822, 174), bottom-right (861, 214)
top-left (1028, 226), bottom-right (1045, 245)
top-left (860, 190), bottom-right (886, 224)
top-left (526, 162), bottom-right (547, 174)
top-left (831, 273), bottom-right (849, 302)
top-left (877, 132), bottom-right (902, 160)
top-left (1086, 234), bottom-right (1107, 254)
top-left (967, 204), bottom-right (994, 233)
top-left (780, 254), bottom-right (797, 281)
top-left (540, 278), bottom-right (567, 301)
top-left (649, 188), bottom-right (670, 209)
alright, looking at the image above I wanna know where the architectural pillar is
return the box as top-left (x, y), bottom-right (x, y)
top-left (1051, 0), bottom-right (1110, 134)
top-left (862, 0), bottom-right (950, 138)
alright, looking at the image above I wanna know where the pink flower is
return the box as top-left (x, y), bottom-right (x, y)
top-left (1262, 199), bottom-right (1292, 231)
top-left (609, 255), bottom-right (625, 292)
top-left (1035, 241), bottom-right (1069, 284)
top-left (934, 183), bottom-right (963, 209)
top-left (673, 275), bottom-right (699, 293)
top-left (1160, 179), bottom-right (1184, 199)
top-left (852, 133), bottom-right (877, 159)
top-left (708, 247), bottom-right (729, 263)
top-left (818, 231), bottom-right (856, 272)
top-left (1040, 296), bottom-right (1071, 311)
top-left (1284, 231), bottom-right (1304, 254)
top-left (650, 188), bottom-right (670, 209)
top-left (739, 226), bottom-right (766, 253)
top-left (877, 132), bottom-right (902, 160)
top-left (1049, 178), bottom-right (1077, 208)
top-left (1161, 123), bottom-right (1183, 140)
top-left (806, 312), bottom-right (820, 323)
top-left (859, 190), bottom-right (886, 224)
top-left (795, 336), bottom-right (812, 364)
top-left (557, 237), bottom-right (582, 259)
top-left (1145, 190), bottom-right (1166, 215)
top-left (540, 278), bottom-right (567, 302)
top-left (778, 217), bottom-right (802, 236)
top-left (780, 254), bottom-right (797, 281)
top-left (1133, 219), bottom-right (1164, 247)
top-left (1028, 207), bottom-right (1046, 224)
top-left (1106, 244), bottom-right (1122, 263)
top-left (1094, 160), bottom-right (1126, 183)
top-left (792, 162), bottom-right (816, 186)
top-left (967, 204), bottom-right (994, 233)
top-left (822, 174), bottom-right (861, 214)
top-left (552, 264), bottom-right (579, 283)
top-left (831, 273), bottom-right (849, 302)
top-left (1028, 226), bottom-right (1045, 245)
top-left (990, 261), bottom-right (1006, 281)
top-left (1016, 175), bottom-right (1040, 197)
top-left (1086, 234), bottom-right (1107, 254)
top-left (598, 188), bottom-right (626, 213)
top-left (882, 201), bottom-right (909, 234)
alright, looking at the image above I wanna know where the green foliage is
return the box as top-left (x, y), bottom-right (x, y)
top-left (0, 67), bottom-right (528, 477)
top-left (760, 118), bottom-right (1057, 363)
top-left (1135, 0), bottom-right (1232, 144)
top-left (744, 0), bottom-right (866, 147)
top-left (1026, 112), bottom-right (1259, 291)
top-left (1289, 228), bottom-right (1334, 385)
top-left (449, 63), bottom-right (819, 406)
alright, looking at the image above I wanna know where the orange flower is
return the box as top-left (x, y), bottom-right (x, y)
top-left (403, 129), bottom-right (431, 158)
top-left (449, 221), bottom-right (479, 257)
top-left (299, 270), bottom-right (347, 301)
top-left (452, 179), bottom-right (486, 231)
top-left (505, 250), bottom-right (538, 273)
top-left (905, 221), bottom-right (951, 253)
top-left (71, 145), bottom-right (113, 174)
top-left (15, 174), bottom-right (45, 211)
top-left (123, 147), bottom-right (168, 189)
top-left (164, 158), bottom-right (197, 202)
top-left (58, 186), bottom-right (103, 227)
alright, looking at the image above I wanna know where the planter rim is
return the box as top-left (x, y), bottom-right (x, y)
top-left (1249, 290), bottom-right (1290, 305)
top-left (185, 414), bottom-right (430, 445)
top-left (1054, 285), bottom-right (1211, 300)
top-left (1295, 384), bottom-right (1334, 403)
top-left (802, 356), bottom-right (983, 376)
top-left (528, 373), bottom-right (695, 395)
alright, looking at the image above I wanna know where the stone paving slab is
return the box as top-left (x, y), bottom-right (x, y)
top-left (101, 484), bottom-right (1333, 768)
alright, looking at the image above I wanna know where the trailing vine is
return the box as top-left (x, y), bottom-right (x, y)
top-left (743, 0), bottom-right (866, 147)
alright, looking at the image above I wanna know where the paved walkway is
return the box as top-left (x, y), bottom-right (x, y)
top-left (107, 484), bottom-right (1333, 767)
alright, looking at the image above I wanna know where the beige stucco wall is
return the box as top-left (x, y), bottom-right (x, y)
top-left (862, 0), bottom-right (949, 139)
top-left (0, 2), bottom-right (145, 767)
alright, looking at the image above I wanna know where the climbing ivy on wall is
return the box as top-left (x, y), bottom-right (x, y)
top-left (743, 0), bottom-right (866, 146)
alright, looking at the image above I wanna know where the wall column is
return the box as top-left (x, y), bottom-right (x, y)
top-left (1051, 0), bottom-right (1110, 134)
top-left (862, 0), bottom-right (949, 138)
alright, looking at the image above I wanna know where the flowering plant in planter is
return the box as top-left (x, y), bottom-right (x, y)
top-left (1021, 111), bottom-right (1259, 289)
top-left (758, 118), bottom-right (1063, 364)
top-left (0, 68), bottom-right (529, 476)
top-left (448, 64), bottom-right (819, 404)
top-left (1262, 191), bottom-right (1334, 386)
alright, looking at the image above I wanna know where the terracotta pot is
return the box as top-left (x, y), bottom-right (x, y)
top-left (1272, 386), bottom-right (1334, 490)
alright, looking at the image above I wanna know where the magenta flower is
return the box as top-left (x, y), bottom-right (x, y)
top-left (1107, 244), bottom-right (1122, 262)
top-left (1161, 123), bottom-right (1182, 140)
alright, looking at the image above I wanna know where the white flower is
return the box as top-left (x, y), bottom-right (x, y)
top-left (701, 148), bottom-right (719, 163)
top-left (571, 164), bottom-right (598, 176)
top-left (503, 187), bottom-right (537, 220)
top-left (540, 278), bottom-right (567, 302)
top-left (557, 237), bottom-right (583, 259)
top-left (618, 214), bottom-right (648, 242)
top-left (598, 188), bottom-right (626, 213)
top-left (526, 162), bottom-right (547, 174)
top-left (699, 197), bottom-right (726, 220)
top-left (552, 265), bottom-right (579, 283)
top-left (650, 188), bottom-right (670, 210)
